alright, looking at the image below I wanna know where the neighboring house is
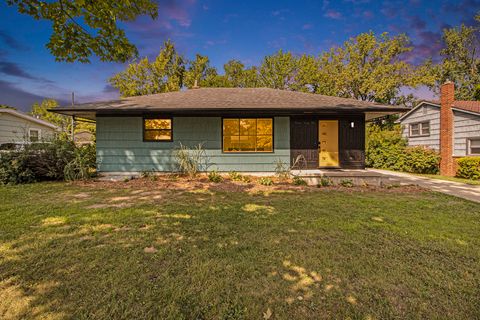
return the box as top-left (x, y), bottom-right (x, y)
top-left (74, 129), bottom-right (95, 146)
top-left (51, 88), bottom-right (406, 174)
top-left (0, 108), bottom-right (58, 147)
top-left (397, 82), bottom-right (480, 176)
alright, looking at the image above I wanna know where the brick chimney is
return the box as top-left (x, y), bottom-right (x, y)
top-left (439, 81), bottom-right (455, 176)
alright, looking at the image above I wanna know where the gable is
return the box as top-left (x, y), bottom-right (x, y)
top-left (397, 102), bottom-right (440, 123)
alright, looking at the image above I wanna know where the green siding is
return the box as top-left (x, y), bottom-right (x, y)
top-left (96, 116), bottom-right (290, 172)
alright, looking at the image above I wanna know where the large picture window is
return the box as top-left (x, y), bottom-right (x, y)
top-left (223, 118), bottom-right (273, 152)
top-left (143, 118), bottom-right (172, 141)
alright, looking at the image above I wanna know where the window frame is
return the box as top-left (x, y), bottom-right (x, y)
top-left (142, 116), bottom-right (173, 142)
top-left (221, 117), bottom-right (275, 153)
top-left (467, 137), bottom-right (480, 156)
top-left (409, 121), bottom-right (430, 137)
top-left (28, 128), bottom-right (41, 142)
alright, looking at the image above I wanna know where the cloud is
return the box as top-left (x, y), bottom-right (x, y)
top-left (408, 15), bottom-right (426, 30)
top-left (103, 84), bottom-right (118, 93)
top-left (0, 80), bottom-right (68, 112)
top-left (302, 23), bottom-right (314, 30)
top-left (0, 61), bottom-right (38, 80)
top-left (324, 10), bottom-right (343, 19)
top-left (0, 30), bottom-right (28, 50)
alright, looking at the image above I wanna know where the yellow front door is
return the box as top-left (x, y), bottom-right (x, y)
top-left (319, 120), bottom-right (339, 167)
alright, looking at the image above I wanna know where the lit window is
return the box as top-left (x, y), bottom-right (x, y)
top-left (410, 121), bottom-right (430, 137)
top-left (468, 138), bottom-right (480, 155)
top-left (223, 118), bottom-right (273, 152)
top-left (29, 129), bottom-right (40, 142)
top-left (143, 118), bottom-right (172, 141)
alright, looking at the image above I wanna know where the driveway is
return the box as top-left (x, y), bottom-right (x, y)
top-left (371, 169), bottom-right (480, 203)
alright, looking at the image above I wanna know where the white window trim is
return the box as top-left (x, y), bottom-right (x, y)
top-left (28, 128), bottom-right (41, 142)
top-left (467, 137), bottom-right (480, 156)
top-left (409, 121), bottom-right (430, 137)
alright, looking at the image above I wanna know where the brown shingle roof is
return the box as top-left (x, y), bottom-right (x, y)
top-left (51, 88), bottom-right (408, 119)
top-left (453, 101), bottom-right (480, 114)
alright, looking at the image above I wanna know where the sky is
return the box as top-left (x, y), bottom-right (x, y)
top-left (0, 0), bottom-right (479, 112)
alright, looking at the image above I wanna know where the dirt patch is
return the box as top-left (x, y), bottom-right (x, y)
top-left (72, 175), bottom-right (426, 197)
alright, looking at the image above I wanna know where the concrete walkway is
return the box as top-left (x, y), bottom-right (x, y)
top-left (370, 169), bottom-right (480, 203)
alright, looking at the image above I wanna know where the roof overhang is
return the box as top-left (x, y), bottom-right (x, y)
top-left (51, 106), bottom-right (408, 121)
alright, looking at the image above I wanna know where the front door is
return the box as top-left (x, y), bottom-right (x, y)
top-left (319, 120), bottom-right (339, 167)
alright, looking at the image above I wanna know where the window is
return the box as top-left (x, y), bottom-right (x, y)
top-left (409, 121), bottom-right (430, 137)
top-left (223, 118), bottom-right (273, 152)
top-left (468, 138), bottom-right (480, 155)
top-left (143, 118), bottom-right (172, 141)
top-left (29, 129), bottom-right (40, 142)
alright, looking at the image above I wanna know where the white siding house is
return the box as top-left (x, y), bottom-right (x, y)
top-left (397, 102), bottom-right (480, 157)
top-left (0, 108), bottom-right (58, 146)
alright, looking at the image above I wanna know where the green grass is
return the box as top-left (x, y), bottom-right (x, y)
top-left (415, 173), bottom-right (480, 185)
top-left (1, 180), bottom-right (480, 319)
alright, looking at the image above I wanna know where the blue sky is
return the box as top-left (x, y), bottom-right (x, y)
top-left (0, 0), bottom-right (479, 111)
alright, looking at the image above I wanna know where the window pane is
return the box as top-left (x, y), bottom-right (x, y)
top-left (411, 124), bottom-right (420, 136)
top-left (239, 119), bottom-right (256, 136)
top-left (470, 139), bottom-right (480, 147)
top-left (421, 122), bottom-right (430, 135)
top-left (257, 119), bottom-right (273, 135)
top-left (223, 119), bottom-right (239, 136)
top-left (223, 135), bottom-right (240, 152)
top-left (238, 135), bottom-right (256, 151)
top-left (471, 147), bottom-right (480, 154)
top-left (145, 119), bottom-right (171, 130)
top-left (144, 129), bottom-right (171, 141)
top-left (30, 130), bottom-right (39, 142)
top-left (256, 135), bottom-right (273, 152)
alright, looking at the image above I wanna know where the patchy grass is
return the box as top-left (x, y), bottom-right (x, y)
top-left (0, 177), bottom-right (479, 319)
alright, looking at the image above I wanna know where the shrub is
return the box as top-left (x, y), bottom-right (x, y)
top-left (64, 144), bottom-right (97, 181)
top-left (339, 179), bottom-right (354, 187)
top-left (456, 157), bottom-right (480, 180)
top-left (292, 176), bottom-right (307, 186)
top-left (173, 143), bottom-right (210, 177)
top-left (401, 146), bottom-right (440, 174)
top-left (259, 177), bottom-right (273, 186)
top-left (317, 177), bottom-right (333, 187)
top-left (365, 124), bottom-right (407, 170)
top-left (0, 138), bottom-right (95, 185)
top-left (208, 170), bottom-right (222, 183)
top-left (229, 171), bottom-right (242, 181)
top-left (274, 159), bottom-right (290, 180)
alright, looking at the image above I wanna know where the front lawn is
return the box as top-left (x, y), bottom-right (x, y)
top-left (1, 177), bottom-right (479, 319)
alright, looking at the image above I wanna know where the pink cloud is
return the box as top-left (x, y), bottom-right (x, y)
top-left (324, 10), bottom-right (342, 19)
top-left (302, 23), bottom-right (314, 30)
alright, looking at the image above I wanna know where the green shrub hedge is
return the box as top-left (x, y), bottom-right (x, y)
top-left (366, 124), bottom-right (440, 174)
top-left (0, 139), bottom-right (96, 185)
top-left (456, 157), bottom-right (480, 180)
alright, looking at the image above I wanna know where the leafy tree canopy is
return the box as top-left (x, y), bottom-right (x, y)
top-left (7, 0), bottom-right (158, 63)
top-left (109, 40), bottom-right (184, 97)
top-left (436, 12), bottom-right (480, 100)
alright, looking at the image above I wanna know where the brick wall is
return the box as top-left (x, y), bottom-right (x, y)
top-left (439, 81), bottom-right (455, 176)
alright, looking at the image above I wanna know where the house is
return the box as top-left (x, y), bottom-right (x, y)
top-left (397, 82), bottom-right (480, 176)
top-left (51, 88), bottom-right (407, 174)
top-left (0, 108), bottom-right (58, 148)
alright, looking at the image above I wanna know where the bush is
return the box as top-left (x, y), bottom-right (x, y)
top-left (317, 177), bottom-right (333, 187)
top-left (0, 139), bottom-right (96, 185)
top-left (229, 171), bottom-right (242, 181)
top-left (366, 124), bottom-right (407, 170)
top-left (274, 159), bottom-right (290, 180)
top-left (173, 143), bottom-right (210, 177)
top-left (456, 157), bottom-right (480, 180)
top-left (208, 170), bottom-right (222, 183)
top-left (401, 146), bottom-right (440, 174)
top-left (64, 144), bottom-right (97, 181)
top-left (292, 176), bottom-right (307, 186)
top-left (339, 179), bottom-right (354, 187)
top-left (259, 177), bottom-right (273, 186)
